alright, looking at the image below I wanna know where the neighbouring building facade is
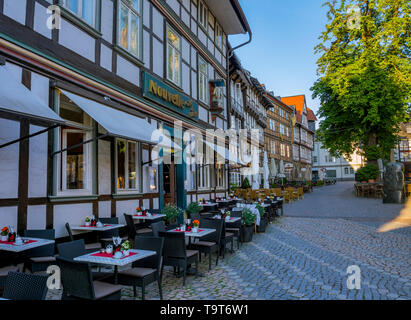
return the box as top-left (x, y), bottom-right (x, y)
top-left (394, 122), bottom-right (411, 181)
top-left (280, 95), bottom-right (315, 181)
top-left (265, 93), bottom-right (294, 181)
top-left (0, 0), bottom-right (250, 237)
top-left (312, 141), bottom-right (365, 181)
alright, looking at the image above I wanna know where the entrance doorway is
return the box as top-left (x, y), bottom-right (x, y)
top-left (163, 163), bottom-right (176, 205)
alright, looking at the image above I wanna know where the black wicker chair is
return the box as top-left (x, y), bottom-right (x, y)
top-left (221, 221), bottom-right (235, 258)
top-left (56, 257), bottom-right (122, 300)
top-left (65, 222), bottom-right (102, 252)
top-left (189, 218), bottom-right (223, 270)
top-left (151, 221), bottom-right (166, 237)
top-left (0, 266), bottom-right (19, 290)
top-left (99, 217), bottom-right (127, 246)
top-left (3, 271), bottom-right (48, 300)
top-left (226, 213), bottom-right (242, 250)
top-left (22, 229), bottom-right (56, 273)
top-left (124, 214), bottom-right (153, 242)
top-left (159, 231), bottom-right (199, 287)
top-left (117, 236), bottom-right (164, 300)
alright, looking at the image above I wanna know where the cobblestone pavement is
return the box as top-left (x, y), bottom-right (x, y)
top-left (47, 182), bottom-right (411, 300)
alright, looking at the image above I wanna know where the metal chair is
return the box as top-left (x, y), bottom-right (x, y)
top-left (56, 257), bottom-right (122, 300)
top-left (189, 218), bottom-right (223, 270)
top-left (3, 271), bottom-right (48, 300)
top-left (22, 229), bottom-right (56, 273)
top-left (158, 231), bottom-right (199, 287)
top-left (151, 221), bottom-right (166, 237)
top-left (117, 236), bottom-right (164, 300)
top-left (124, 214), bottom-right (153, 243)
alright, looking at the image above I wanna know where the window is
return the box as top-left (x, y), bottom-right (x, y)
top-left (280, 144), bottom-right (286, 157)
top-left (215, 23), bottom-right (223, 49)
top-left (287, 145), bottom-right (290, 158)
top-left (198, 56), bottom-right (208, 103)
top-left (61, 0), bottom-right (98, 27)
top-left (116, 139), bottom-right (141, 192)
top-left (344, 167), bottom-right (349, 175)
top-left (198, 0), bottom-right (208, 30)
top-left (166, 25), bottom-right (181, 86)
top-left (56, 91), bottom-right (93, 194)
top-left (350, 168), bottom-right (355, 174)
top-left (118, 0), bottom-right (141, 58)
top-left (216, 163), bottom-right (225, 189)
top-left (313, 156), bottom-right (318, 163)
top-left (230, 172), bottom-right (240, 187)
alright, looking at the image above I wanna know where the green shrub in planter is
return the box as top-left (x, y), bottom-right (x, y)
top-left (241, 177), bottom-right (251, 189)
top-left (241, 208), bottom-right (256, 242)
top-left (162, 205), bottom-right (180, 224)
top-left (186, 202), bottom-right (202, 218)
top-left (256, 204), bottom-right (265, 218)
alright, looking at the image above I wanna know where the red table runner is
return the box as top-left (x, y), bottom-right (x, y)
top-left (0, 240), bottom-right (37, 245)
top-left (91, 252), bottom-right (138, 259)
top-left (173, 229), bottom-right (204, 233)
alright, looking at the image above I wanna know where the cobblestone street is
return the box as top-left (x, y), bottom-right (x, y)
top-left (47, 182), bottom-right (411, 300)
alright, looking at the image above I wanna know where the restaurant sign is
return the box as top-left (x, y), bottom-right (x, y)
top-left (142, 72), bottom-right (198, 121)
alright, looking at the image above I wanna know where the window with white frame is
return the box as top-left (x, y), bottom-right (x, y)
top-left (198, 0), bottom-right (208, 30)
top-left (230, 172), bottom-right (240, 187)
top-left (116, 139), bottom-right (141, 192)
top-left (280, 144), bottom-right (286, 157)
top-left (118, 0), bottom-right (141, 58)
top-left (56, 91), bottom-right (93, 194)
top-left (166, 25), bottom-right (181, 86)
top-left (216, 163), bottom-right (225, 189)
top-left (198, 56), bottom-right (208, 103)
top-left (215, 23), bottom-right (223, 49)
top-left (60, 0), bottom-right (98, 28)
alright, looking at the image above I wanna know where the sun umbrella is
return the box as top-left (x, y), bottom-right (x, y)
top-left (263, 152), bottom-right (270, 189)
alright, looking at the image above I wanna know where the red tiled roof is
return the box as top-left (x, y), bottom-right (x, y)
top-left (307, 108), bottom-right (317, 121)
top-left (280, 95), bottom-right (316, 124)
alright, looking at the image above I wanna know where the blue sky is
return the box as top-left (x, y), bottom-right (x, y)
top-left (229, 0), bottom-right (329, 115)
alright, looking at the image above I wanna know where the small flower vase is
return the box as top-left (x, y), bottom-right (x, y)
top-left (192, 227), bottom-right (199, 233)
top-left (85, 221), bottom-right (91, 227)
top-left (1, 235), bottom-right (7, 242)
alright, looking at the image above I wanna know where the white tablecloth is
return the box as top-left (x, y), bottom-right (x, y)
top-left (235, 203), bottom-right (260, 226)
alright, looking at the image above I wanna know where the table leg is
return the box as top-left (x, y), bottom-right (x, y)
top-left (114, 265), bottom-right (118, 285)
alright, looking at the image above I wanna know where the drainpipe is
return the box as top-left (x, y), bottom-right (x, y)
top-left (226, 24), bottom-right (252, 192)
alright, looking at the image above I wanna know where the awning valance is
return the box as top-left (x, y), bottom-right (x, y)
top-left (0, 65), bottom-right (64, 124)
top-left (60, 90), bottom-right (181, 150)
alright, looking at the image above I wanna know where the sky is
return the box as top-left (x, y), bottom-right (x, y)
top-left (229, 0), bottom-right (330, 116)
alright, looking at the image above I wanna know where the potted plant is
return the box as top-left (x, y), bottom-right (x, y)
top-left (162, 205), bottom-right (180, 225)
top-left (241, 208), bottom-right (256, 243)
top-left (1, 227), bottom-right (9, 242)
top-left (356, 164), bottom-right (379, 183)
top-left (241, 177), bottom-right (251, 189)
top-left (136, 206), bottom-right (142, 215)
top-left (256, 204), bottom-right (268, 233)
top-left (186, 202), bottom-right (202, 219)
top-left (84, 216), bottom-right (91, 227)
top-left (121, 240), bottom-right (130, 256)
top-left (192, 219), bottom-right (200, 233)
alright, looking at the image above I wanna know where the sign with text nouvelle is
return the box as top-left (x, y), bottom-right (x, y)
top-left (142, 72), bottom-right (198, 121)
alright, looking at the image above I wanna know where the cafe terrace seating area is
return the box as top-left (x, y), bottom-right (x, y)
top-left (0, 185), bottom-right (315, 300)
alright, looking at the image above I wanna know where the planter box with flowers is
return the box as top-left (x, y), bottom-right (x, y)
top-left (241, 208), bottom-right (256, 243)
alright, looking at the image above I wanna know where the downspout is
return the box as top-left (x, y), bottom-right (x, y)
top-left (226, 28), bottom-right (252, 191)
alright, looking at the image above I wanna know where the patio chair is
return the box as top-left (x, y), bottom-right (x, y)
top-left (117, 236), bottom-right (164, 300)
top-left (2, 271), bottom-right (49, 300)
top-left (22, 229), bottom-right (56, 273)
top-left (98, 217), bottom-right (127, 246)
top-left (189, 218), bottom-right (223, 271)
top-left (124, 214), bottom-right (153, 243)
top-left (226, 214), bottom-right (242, 250)
top-left (151, 221), bottom-right (166, 237)
top-left (0, 265), bottom-right (19, 290)
top-left (56, 256), bottom-right (122, 300)
top-left (158, 231), bottom-right (199, 287)
top-left (65, 222), bottom-right (102, 252)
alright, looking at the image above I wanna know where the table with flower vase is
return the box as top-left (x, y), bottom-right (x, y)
top-left (0, 237), bottom-right (55, 253)
top-left (198, 203), bottom-right (218, 213)
top-left (132, 213), bottom-right (166, 221)
top-left (74, 249), bottom-right (156, 284)
top-left (71, 224), bottom-right (125, 232)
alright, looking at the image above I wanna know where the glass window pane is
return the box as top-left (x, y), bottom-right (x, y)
top-left (128, 142), bottom-right (137, 189)
top-left (117, 140), bottom-right (126, 189)
top-left (120, 4), bottom-right (129, 50)
top-left (174, 50), bottom-right (180, 83)
top-left (65, 0), bottom-right (79, 15)
top-left (126, 0), bottom-right (139, 12)
top-left (167, 28), bottom-right (180, 49)
top-left (66, 132), bottom-right (84, 190)
top-left (130, 14), bottom-right (139, 56)
top-left (168, 45), bottom-right (174, 81)
top-left (82, 0), bottom-right (95, 25)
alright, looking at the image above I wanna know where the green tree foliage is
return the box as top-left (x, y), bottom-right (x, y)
top-left (312, 0), bottom-right (410, 162)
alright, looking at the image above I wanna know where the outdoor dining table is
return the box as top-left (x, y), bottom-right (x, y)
top-left (0, 237), bottom-right (55, 253)
top-left (70, 224), bottom-right (124, 232)
top-left (211, 216), bottom-right (241, 224)
top-left (132, 213), bottom-right (166, 221)
top-left (74, 249), bottom-right (156, 285)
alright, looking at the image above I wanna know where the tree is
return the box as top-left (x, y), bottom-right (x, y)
top-left (312, 0), bottom-right (410, 162)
